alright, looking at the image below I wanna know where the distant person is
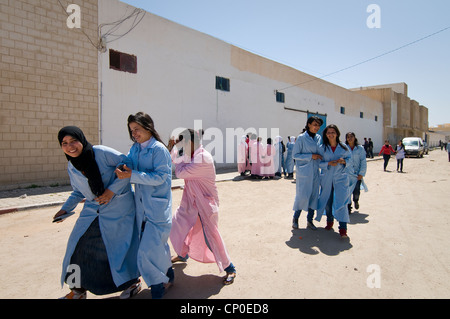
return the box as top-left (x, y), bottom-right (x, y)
top-left (261, 137), bottom-right (275, 179)
top-left (237, 135), bottom-right (250, 176)
top-left (284, 136), bottom-right (296, 179)
top-left (368, 138), bottom-right (374, 158)
top-left (250, 135), bottom-right (264, 179)
top-left (345, 132), bottom-right (367, 213)
top-left (378, 140), bottom-right (396, 171)
top-left (274, 136), bottom-right (285, 177)
top-left (395, 140), bottom-right (406, 172)
top-left (363, 138), bottom-right (369, 157)
top-left (447, 142), bottom-right (450, 161)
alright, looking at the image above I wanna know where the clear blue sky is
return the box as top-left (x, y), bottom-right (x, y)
top-left (120, 0), bottom-right (450, 127)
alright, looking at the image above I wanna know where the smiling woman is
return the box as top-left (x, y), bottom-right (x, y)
top-left (60, 136), bottom-right (83, 158)
top-left (54, 126), bottom-right (141, 299)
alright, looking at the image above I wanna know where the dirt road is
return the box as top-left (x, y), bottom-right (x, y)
top-left (1, 150), bottom-right (449, 299)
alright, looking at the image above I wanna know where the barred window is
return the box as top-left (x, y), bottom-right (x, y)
top-left (109, 49), bottom-right (137, 74)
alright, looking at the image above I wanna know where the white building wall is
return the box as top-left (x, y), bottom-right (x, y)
top-left (99, 0), bottom-right (383, 166)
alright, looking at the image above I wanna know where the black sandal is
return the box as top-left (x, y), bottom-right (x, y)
top-left (223, 272), bottom-right (236, 285)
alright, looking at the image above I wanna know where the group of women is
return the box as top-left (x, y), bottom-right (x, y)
top-left (54, 112), bottom-right (236, 299)
top-left (291, 117), bottom-right (368, 239)
top-left (237, 135), bottom-right (297, 179)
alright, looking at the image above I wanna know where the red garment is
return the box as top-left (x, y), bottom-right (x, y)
top-left (379, 144), bottom-right (395, 155)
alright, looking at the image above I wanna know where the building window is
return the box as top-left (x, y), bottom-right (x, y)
top-left (109, 49), bottom-right (137, 74)
top-left (340, 106), bottom-right (345, 114)
top-left (276, 91), bottom-right (285, 103)
top-left (215, 76), bottom-right (230, 92)
top-left (375, 115), bottom-right (378, 122)
top-left (360, 112), bottom-right (364, 118)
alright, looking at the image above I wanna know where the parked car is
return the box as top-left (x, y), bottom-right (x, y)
top-left (402, 137), bottom-right (424, 158)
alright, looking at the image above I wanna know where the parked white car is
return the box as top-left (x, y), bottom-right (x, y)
top-left (402, 137), bottom-right (424, 158)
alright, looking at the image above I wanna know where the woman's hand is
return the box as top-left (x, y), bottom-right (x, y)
top-left (167, 137), bottom-right (179, 152)
top-left (95, 189), bottom-right (114, 205)
top-left (311, 154), bottom-right (322, 160)
top-left (328, 160), bottom-right (338, 166)
top-left (53, 210), bottom-right (67, 223)
top-left (115, 164), bottom-right (132, 179)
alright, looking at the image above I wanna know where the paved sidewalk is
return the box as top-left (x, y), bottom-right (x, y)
top-left (0, 170), bottom-right (239, 215)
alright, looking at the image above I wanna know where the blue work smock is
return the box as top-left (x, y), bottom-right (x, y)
top-left (315, 143), bottom-right (352, 223)
top-left (292, 132), bottom-right (322, 211)
top-left (125, 137), bottom-right (173, 286)
top-left (284, 141), bottom-right (295, 174)
top-left (347, 144), bottom-right (368, 195)
top-left (60, 145), bottom-right (140, 288)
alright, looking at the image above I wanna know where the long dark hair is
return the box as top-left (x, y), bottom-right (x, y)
top-left (304, 116), bottom-right (324, 133)
top-left (177, 128), bottom-right (204, 157)
top-left (127, 112), bottom-right (164, 145)
top-left (178, 128), bottom-right (204, 146)
top-left (322, 124), bottom-right (348, 151)
top-left (345, 132), bottom-right (359, 146)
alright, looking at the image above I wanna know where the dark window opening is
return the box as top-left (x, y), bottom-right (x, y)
top-left (340, 106), bottom-right (345, 114)
top-left (276, 91), bottom-right (285, 103)
top-left (216, 76), bottom-right (230, 92)
top-left (375, 115), bottom-right (378, 121)
top-left (109, 49), bottom-right (137, 74)
top-left (360, 112), bottom-right (364, 119)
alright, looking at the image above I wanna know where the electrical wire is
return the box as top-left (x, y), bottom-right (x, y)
top-left (98, 7), bottom-right (146, 44)
top-left (57, 0), bottom-right (146, 51)
top-left (57, 0), bottom-right (101, 51)
top-left (278, 25), bottom-right (450, 91)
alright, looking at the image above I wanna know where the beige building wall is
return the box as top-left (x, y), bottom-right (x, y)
top-left (231, 46), bottom-right (382, 123)
top-left (0, 0), bottom-right (99, 190)
top-left (352, 84), bottom-right (429, 144)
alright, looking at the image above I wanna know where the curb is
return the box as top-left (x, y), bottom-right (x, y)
top-left (0, 178), bottom-right (229, 216)
top-left (0, 159), bottom-right (382, 216)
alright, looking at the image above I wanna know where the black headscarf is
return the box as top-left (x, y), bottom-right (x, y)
top-left (58, 126), bottom-right (105, 197)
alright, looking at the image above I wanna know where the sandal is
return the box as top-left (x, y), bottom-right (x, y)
top-left (223, 272), bottom-right (236, 285)
top-left (120, 279), bottom-right (142, 299)
top-left (60, 289), bottom-right (87, 299)
top-left (171, 255), bottom-right (188, 263)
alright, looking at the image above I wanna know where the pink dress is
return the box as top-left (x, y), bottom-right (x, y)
top-left (170, 146), bottom-right (232, 272)
top-left (249, 140), bottom-right (263, 176)
top-left (261, 144), bottom-right (275, 177)
top-left (237, 136), bottom-right (250, 173)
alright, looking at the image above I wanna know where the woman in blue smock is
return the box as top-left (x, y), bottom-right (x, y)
top-left (284, 136), bottom-right (296, 178)
top-left (345, 132), bottom-right (367, 213)
top-left (292, 116), bottom-right (324, 230)
top-left (315, 125), bottom-right (352, 238)
top-left (115, 112), bottom-right (173, 299)
top-left (54, 126), bottom-right (140, 299)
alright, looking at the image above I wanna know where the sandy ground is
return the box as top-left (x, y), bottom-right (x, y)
top-left (0, 150), bottom-right (449, 299)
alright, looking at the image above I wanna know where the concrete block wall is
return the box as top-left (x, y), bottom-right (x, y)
top-left (0, 0), bottom-right (99, 190)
